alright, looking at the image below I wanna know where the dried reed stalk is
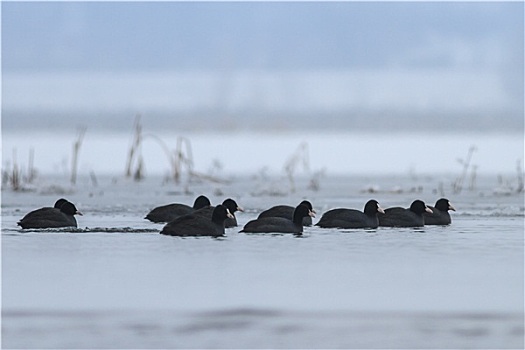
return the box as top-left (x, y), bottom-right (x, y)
top-left (71, 127), bottom-right (87, 185)
top-left (283, 142), bottom-right (310, 193)
top-left (11, 149), bottom-right (20, 191)
top-left (125, 115), bottom-right (143, 178)
top-left (453, 145), bottom-right (477, 194)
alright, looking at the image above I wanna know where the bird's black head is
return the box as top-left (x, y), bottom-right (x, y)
top-left (54, 198), bottom-right (68, 209)
top-left (410, 200), bottom-right (432, 215)
top-left (299, 200), bottom-right (316, 215)
top-left (435, 198), bottom-right (455, 212)
top-left (193, 195), bottom-right (211, 210)
top-left (222, 198), bottom-right (244, 214)
top-left (364, 199), bottom-right (385, 215)
top-left (60, 201), bottom-right (82, 216)
top-left (212, 204), bottom-right (233, 223)
top-left (293, 203), bottom-right (315, 224)
top-left (299, 200), bottom-right (313, 210)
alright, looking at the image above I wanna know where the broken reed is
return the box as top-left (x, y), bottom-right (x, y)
top-left (124, 115), bottom-right (226, 187)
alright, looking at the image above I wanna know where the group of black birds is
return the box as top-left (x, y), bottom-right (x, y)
top-left (17, 196), bottom-right (455, 237)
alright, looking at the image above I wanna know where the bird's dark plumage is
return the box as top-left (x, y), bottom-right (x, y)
top-left (316, 200), bottom-right (385, 229)
top-left (257, 200), bottom-right (315, 226)
top-left (18, 199), bottom-right (82, 229)
top-left (378, 200), bottom-right (432, 227)
top-left (145, 195), bottom-right (211, 223)
top-left (192, 198), bottom-right (244, 227)
top-left (241, 203), bottom-right (315, 234)
top-left (160, 204), bottom-right (233, 237)
top-left (424, 198), bottom-right (455, 225)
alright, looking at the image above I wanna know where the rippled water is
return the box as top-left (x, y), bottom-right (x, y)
top-left (2, 174), bottom-right (524, 348)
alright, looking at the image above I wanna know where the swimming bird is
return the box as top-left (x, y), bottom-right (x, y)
top-left (240, 203), bottom-right (315, 234)
top-left (424, 198), bottom-right (455, 225)
top-left (257, 200), bottom-right (315, 226)
top-left (145, 195), bottom-right (211, 223)
top-left (316, 200), bottom-right (385, 229)
top-left (18, 199), bottom-right (82, 229)
top-left (23, 198), bottom-right (68, 219)
top-left (192, 198), bottom-right (244, 227)
top-left (378, 200), bottom-right (432, 227)
top-left (160, 204), bottom-right (233, 237)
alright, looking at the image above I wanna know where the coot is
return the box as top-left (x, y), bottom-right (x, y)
top-left (378, 200), bottom-right (432, 227)
top-left (20, 198), bottom-right (68, 220)
top-left (18, 199), bottom-right (82, 229)
top-left (316, 200), bottom-right (385, 229)
top-left (160, 204), bottom-right (233, 237)
top-left (424, 198), bottom-right (455, 225)
top-left (257, 200), bottom-right (315, 226)
top-left (145, 195), bottom-right (211, 223)
top-left (240, 203), bottom-right (315, 234)
top-left (192, 198), bottom-right (244, 227)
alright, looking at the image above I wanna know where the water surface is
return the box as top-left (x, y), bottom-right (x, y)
top-left (2, 174), bottom-right (523, 348)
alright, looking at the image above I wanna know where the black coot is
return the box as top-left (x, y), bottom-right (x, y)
top-left (240, 203), bottom-right (315, 234)
top-left (145, 195), bottom-right (210, 223)
top-left (192, 198), bottom-right (244, 227)
top-left (378, 200), bottom-right (432, 227)
top-left (160, 204), bottom-right (233, 237)
top-left (17, 198), bottom-right (68, 224)
top-left (316, 200), bottom-right (385, 229)
top-left (257, 200), bottom-right (315, 226)
top-left (18, 199), bottom-right (82, 229)
top-left (424, 198), bottom-right (455, 225)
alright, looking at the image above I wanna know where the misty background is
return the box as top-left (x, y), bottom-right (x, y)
top-left (1, 2), bottom-right (524, 177)
top-left (2, 2), bottom-right (523, 133)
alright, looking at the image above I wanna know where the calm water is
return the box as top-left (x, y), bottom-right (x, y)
top-left (1, 174), bottom-right (524, 348)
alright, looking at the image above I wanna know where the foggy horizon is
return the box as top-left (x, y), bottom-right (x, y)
top-left (2, 2), bottom-right (523, 133)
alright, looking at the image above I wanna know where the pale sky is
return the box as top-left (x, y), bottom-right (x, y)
top-left (2, 2), bottom-right (523, 131)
